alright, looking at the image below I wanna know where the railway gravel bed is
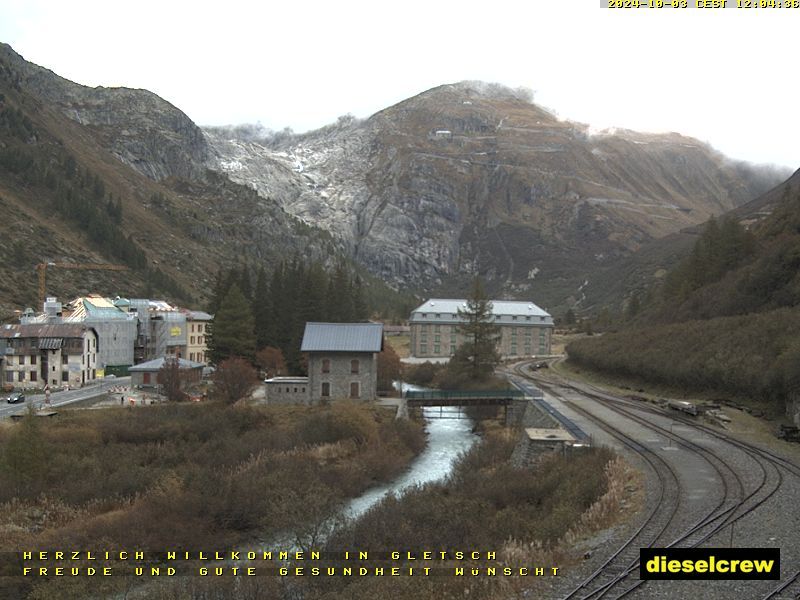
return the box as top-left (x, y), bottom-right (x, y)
top-left (508, 361), bottom-right (800, 600)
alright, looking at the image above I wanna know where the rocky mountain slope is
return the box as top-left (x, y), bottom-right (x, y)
top-left (0, 43), bottom-right (341, 315)
top-left (0, 43), bottom-right (788, 316)
top-left (204, 82), bottom-right (786, 309)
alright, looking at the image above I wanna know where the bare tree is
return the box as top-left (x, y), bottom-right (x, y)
top-left (212, 357), bottom-right (258, 404)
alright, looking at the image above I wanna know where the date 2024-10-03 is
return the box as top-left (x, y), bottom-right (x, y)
top-left (608, 0), bottom-right (800, 9)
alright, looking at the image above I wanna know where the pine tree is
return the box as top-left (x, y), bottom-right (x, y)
top-left (253, 266), bottom-right (271, 349)
top-left (206, 284), bottom-right (256, 364)
top-left (450, 277), bottom-right (500, 381)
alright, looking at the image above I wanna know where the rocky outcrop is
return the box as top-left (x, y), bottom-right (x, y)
top-left (205, 82), bottom-right (786, 301)
top-left (0, 43), bottom-right (208, 181)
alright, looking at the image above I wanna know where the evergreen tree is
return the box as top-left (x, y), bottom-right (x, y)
top-left (253, 266), bottom-right (271, 349)
top-left (206, 284), bottom-right (256, 364)
top-left (450, 277), bottom-right (500, 381)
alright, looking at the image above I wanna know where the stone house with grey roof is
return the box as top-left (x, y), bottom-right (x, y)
top-left (300, 322), bottom-right (383, 403)
top-left (409, 299), bottom-right (553, 359)
top-left (0, 323), bottom-right (98, 390)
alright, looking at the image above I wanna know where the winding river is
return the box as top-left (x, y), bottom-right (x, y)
top-left (344, 400), bottom-right (479, 519)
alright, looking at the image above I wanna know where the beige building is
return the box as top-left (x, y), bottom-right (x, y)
top-left (183, 310), bottom-right (212, 364)
top-left (409, 299), bottom-right (553, 359)
top-left (0, 323), bottom-right (99, 389)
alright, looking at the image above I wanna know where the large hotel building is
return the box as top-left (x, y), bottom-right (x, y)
top-left (409, 299), bottom-right (554, 359)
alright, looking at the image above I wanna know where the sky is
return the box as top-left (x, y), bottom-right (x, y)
top-left (1, 0), bottom-right (798, 168)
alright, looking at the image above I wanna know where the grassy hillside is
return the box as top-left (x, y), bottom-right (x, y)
top-left (568, 169), bottom-right (800, 412)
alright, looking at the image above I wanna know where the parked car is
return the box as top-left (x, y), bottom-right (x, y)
top-left (6, 392), bottom-right (25, 404)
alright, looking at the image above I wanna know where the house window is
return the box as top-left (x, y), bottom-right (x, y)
top-left (322, 359), bottom-right (330, 374)
top-left (61, 371), bottom-right (69, 382)
top-left (420, 344), bottom-right (427, 354)
top-left (302, 387), bottom-right (306, 393)
top-left (321, 382), bottom-right (330, 397)
top-left (30, 371), bottom-right (37, 382)
top-left (434, 345), bottom-right (440, 354)
top-left (450, 344), bottom-right (456, 355)
top-left (351, 359), bottom-right (359, 374)
top-left (5, 372), bottom-right (12, 383)
top-left (350, 382), bottom-right (360, 399)
top-left (62, 354), bottom-right (68, 364)
top-left (434, 324), bottom-right (440, 332)
top-left (191, 336), bottom-right (195, 344)
top-left (30, 355), bottom-right (36, 365)
top-left (512, 316), bottom-right (518, 321)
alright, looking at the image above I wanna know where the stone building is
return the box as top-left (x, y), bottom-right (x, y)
top-left (0, 323), bottom-right (99, 389)
top-left (128, 356), bottom-right (204, 389)
top-left (409, 299), bottom-right (553, 359)
top-left (301, 322), bottom-right (383, 403)
top-left (264, 376), bottom-right (310, 405)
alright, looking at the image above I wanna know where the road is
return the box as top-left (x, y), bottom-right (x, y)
top-left (0, 377), bottom-right (131, 419)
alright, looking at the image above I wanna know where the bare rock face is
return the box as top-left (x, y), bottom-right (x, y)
top-left (205, 82), bottom-right (784, 296)
top-left (0, 43), bottom-right (208, 181)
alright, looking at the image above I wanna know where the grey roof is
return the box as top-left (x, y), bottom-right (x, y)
top-left (409, 298), bottom-right (554, 326)
top-left (0, 323), bottom-right (91, 339)
top-left (300, 322), bottom-right (383, 353)
top-left (129, 357), bottom-right (205, 372)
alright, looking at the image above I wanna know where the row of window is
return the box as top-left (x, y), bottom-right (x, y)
top-left (418, 314), bottom-right (546, 322)
top-left (321, 381), bottom-right (360, 399)
top-left (321, 359), bottom-right (360, 374)
top-left (4, 354), bottom-right (78, 366)
top-left (189, 323), bottom-right (207, 333)
top-left (4, 369), bottom-right (86, 383)
top-left (189, 336), bottom-right (205, 345)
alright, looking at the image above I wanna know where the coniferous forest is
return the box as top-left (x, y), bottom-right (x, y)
top-left (206, 261), bottom-right (371, 373)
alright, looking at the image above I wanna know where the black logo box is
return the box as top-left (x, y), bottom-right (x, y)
top-left (639, 548), bottom-right (780, 580)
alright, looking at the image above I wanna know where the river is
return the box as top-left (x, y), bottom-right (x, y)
top-left (343, 384), bottom-right (479, 519)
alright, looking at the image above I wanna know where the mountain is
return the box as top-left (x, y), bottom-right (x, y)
top-left (0, 44), bottom-right (788, 318)
top-left (0, 43), bottom-right (344, 316)
top-left (204, 82), bottom-right (787, 310)
top-left (567, 169), bottom-right (800, 413)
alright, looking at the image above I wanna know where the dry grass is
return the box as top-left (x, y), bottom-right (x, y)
top-left (385, 334), bottom-right (410, 358)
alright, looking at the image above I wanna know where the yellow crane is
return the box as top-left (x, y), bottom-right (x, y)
top-left (36, 262), bottom-right (129, 307)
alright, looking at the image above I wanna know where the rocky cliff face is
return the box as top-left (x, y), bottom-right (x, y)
top-left (0, 40), bottom-right (784, 310)
top-left (0, 43), bottom-right (208, 181)
top-left (205, 82), bottom-right (784, 303)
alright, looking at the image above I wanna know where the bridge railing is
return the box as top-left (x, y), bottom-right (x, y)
top-left (404, 389), bottom-right (525, 400)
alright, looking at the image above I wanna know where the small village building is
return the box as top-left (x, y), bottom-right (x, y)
top-left (0, 323), bottom-right (99, 389)
top-left (409, 299), bottom-right (554, 359)
top-left (183, 310), bottom-right (212, 364)
top-left (301, 322), bottom-right (383, 403)
top-left (264, 376), bottom-right (310, 405)
top-left (20, 295), bottom-right (138, 377)
top-left (129, 356), bottom-right (204, 389)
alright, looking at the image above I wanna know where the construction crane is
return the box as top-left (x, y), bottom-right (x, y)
top-left (36, 262), bottom-right (129, 307)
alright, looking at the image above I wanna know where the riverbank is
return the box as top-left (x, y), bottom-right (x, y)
top-left (0, 401), bottom-right (426, 600)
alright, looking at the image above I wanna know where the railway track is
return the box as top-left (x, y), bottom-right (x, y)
top-left (508, 361), bottom-right (797, 600)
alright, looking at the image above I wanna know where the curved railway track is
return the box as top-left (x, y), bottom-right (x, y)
top-left (508, 361), bottom-right (798, 600)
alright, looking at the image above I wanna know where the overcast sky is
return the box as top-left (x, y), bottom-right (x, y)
top-left (1, 0), bottom-right (797, 168)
